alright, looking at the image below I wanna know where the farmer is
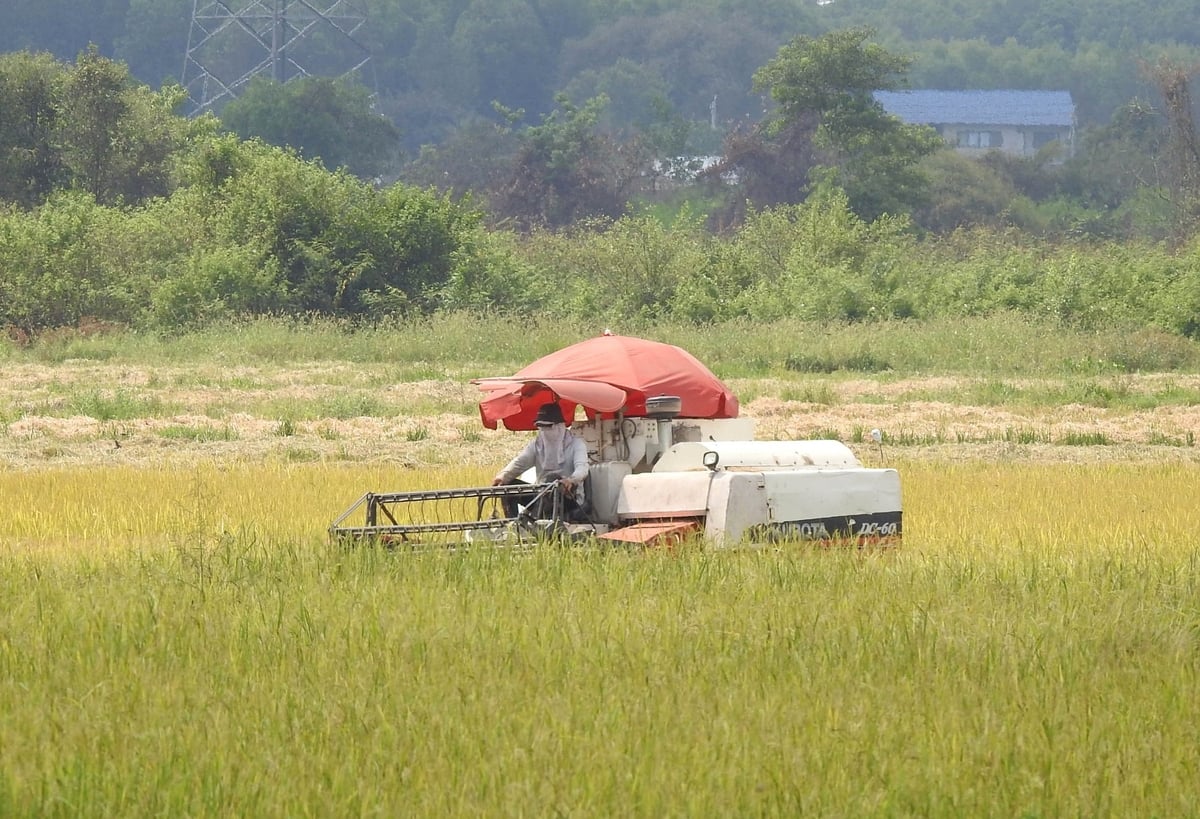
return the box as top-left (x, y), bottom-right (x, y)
top-left (492, 402), bottom-right (589, 520)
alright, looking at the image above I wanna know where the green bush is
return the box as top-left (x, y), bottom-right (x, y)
top-left (1, 135), bottom-right (483, 333)
top-left (0, 191), bottom-right (137, 331)
top-left (7, 108), bottom-right (1200, 345)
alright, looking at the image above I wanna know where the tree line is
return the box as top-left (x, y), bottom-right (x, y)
top-left (5, 1), bottom-right (1200, 240)
top-left (5, 0), bottom-right (1198, 141)
top-left (2, 38), bottom-right (1200, 342)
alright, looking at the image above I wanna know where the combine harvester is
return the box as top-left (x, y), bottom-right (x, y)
top-left (330, 334), bottom-right (901, 547)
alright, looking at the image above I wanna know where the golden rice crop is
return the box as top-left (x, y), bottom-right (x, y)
top-left (4, 459), bottom-right (1197, 558)
top-left (1, 460), bottom-right (1197, 817)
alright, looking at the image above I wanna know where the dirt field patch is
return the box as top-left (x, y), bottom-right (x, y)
top-left (3, 364), bottom-right (1199, 470)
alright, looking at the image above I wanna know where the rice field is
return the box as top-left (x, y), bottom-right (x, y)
top-left (2, 318), bottom-right (1200, 815)
top-left (1, 458), bottom-right (1198, 817)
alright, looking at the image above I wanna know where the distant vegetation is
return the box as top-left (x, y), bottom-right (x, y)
top-left (7, 0), bottom-right (1197, 135)
top-left (2, 14), bottom-right (1200, 337)
top-left (5, 1), bottom-right (1200, 221)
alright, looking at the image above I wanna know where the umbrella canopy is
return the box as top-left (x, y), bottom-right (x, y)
top-left (474, 334), bottom-right (739, 430)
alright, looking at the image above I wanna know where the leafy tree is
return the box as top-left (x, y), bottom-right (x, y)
top-left (979, 149), bottom-right (1065, 204)
top-left (562, 58), bottom-right (672, 132)
top-left (1049, 100), bottom-right (1168, 236)
top-left (333, 183), bottom-right (482, 316)
top-left (116, 0), bottom-right (193, 88)
top-left (712, 118), bottom-right (821, 226)
top-left (527, 0), bottom-right (597, 44)
top-left (0, 192), bottom-right (108, 332)
top-left (912, 150), bottom-right (1020, 233)
top-left (0, 0), bottom-right (127, 62)
top-left (1146, 58), bottom-right (1200, 239)
top-left (558, 9), bottom-right (780, 128)
top-left (185, 136), bottom-right (480, 319)
top-left (58, 47), bottom-right (132, 203)
top-left (437, 229), bottom-right (544, 314)
top-left (813, 0), bottom-right (1200, 51)
top-left (491, 94), bottom-right (648, 230)
top-left (450, 0), bottom-right (555, 117)
top-left (0, 51), bottom-right (65, 208)
top-left (712, 0), bottom-right (813, 33)
top-left (9, 0), bottom-right (1200, 243)
top-left (376, 12), bottom-right (480, 154)
top-left (823, 114), bottom-right (943, 221)
top-left (0, 49), bottom-right (188, 208)
top-left (637, 95), bottom-right (695, 160)
top-left (755, 28), bottom-right (913, 126)
top-left (400, 113), bottom-right (519, 198)
top-left (562, 62), bottom-right (701, 183)
top-left (107, 79), bottom-right (193, 204)
top-left (220, 76), bottom-right (401, 179)
top-left (716, 28), bottom-right (941, 221)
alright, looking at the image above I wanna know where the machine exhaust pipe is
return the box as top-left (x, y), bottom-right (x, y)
top-left (646, 395), bottom-right (682, 465)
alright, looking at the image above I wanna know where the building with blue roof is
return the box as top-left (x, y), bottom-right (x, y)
top-left (875, 90), bottom-right (1076, 161)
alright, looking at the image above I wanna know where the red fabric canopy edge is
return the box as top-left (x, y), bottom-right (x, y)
top-left (473, 378), bottom-right (628, 430)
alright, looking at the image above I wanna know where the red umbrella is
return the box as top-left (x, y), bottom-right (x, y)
top-left (474, 334), bottom-right (739, 430)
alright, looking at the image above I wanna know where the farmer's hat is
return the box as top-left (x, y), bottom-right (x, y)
top-left (534, 403), bottom-right (566, 426)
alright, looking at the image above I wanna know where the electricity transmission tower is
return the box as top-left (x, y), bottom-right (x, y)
top-left (182, 0), bottom-right (371, 115)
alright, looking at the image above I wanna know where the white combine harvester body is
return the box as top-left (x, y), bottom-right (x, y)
top-left (572, 414), bottom-right (902, 546)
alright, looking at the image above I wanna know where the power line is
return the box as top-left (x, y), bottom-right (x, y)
top-left (181, 0), bottom-right (371, 115)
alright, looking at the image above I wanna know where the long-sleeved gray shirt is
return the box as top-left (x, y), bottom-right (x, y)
top-left (495, 430), bottom-right (589, 500)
